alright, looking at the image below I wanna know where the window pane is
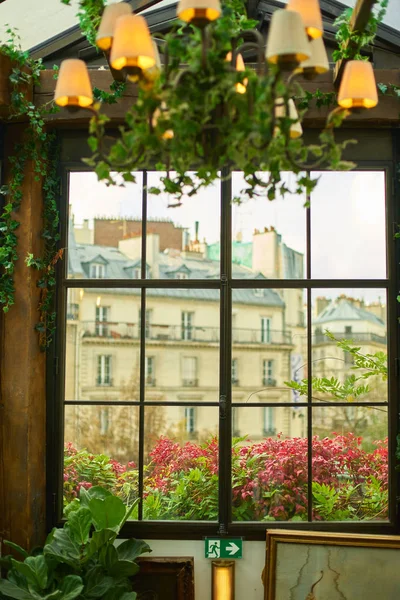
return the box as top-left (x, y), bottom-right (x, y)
top-left (311, 171), bottom-right (386, 279)
top-left (232, 288), bottom-right (307, 404)
top-left (67, 171), bottom-right (143, 279)
top-left (232, 408), bottom-right (308, 521)
top-left (144, 289), bottom-right (220, 400)
top-left (312, 289), bottom-right (388, 404)
top-left (143, 406), bottom-right (219, 520)
top-left (312, 407), bottom-right (388, 522)
top-left (146, 171), bottom-right (221, 279)
top-left (231, 172), bottom-right (306, 279)
top-left (65, 288), bottom-right (141, 401)
top-left (64, 405), bottom-right (140, 511)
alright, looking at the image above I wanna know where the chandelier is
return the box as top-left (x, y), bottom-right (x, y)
top-left (53, 0), bottom-right (379, 203)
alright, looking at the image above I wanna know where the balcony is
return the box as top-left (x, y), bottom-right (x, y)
top-left (313, 331), bottom-right (387, 345)
top-left (263, 378), bottom-right (277, 387)
top-left (80, 321), bottom-right (292, 345)
top-left (96, 377), bottom-right (113, 386)
top-left (182, 378), bottom-right (198, 387)
top-left (145, 376), bottom-right (156, 386)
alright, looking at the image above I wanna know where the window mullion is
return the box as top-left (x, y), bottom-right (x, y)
top-left (218, 167), bottom-right (232, 533)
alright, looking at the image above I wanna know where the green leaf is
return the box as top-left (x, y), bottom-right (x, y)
top-left (87, 529), bottom-right (117, 558)
top-left (109, 560), bottom-right (139, 578)
top-left (3, 541), bottom-right (29, 559)
top-left (24, 556), bottom-right (48, 590)
top-left (67, 507), bottom-right (92, 545)
top-left (88, 496), bottom-right (126, 531)
top-left (116, 539), bottom-right (151, 562)
top-left (0, 580), bottom-right (33, 600)
top-left (43, 528), bottom-right (81, 568)
top-left (59, 575), bottom-right (84, 600)
top-left (84, 567), bottom-right (114, 599)
top-left (99, 544), bottom-right (118, 571)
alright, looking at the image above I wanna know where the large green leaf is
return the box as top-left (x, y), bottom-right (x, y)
top-left (25, 556), bottom-right (48, 590)
top-left (116, 540), bottom-right (151, 563)
top-left (99, 545), bottom-right (118, 572)
top-left (88, 497), bottom-right (126, 531)
top-left (3, 541), bottom-right (29, 559)
top-left (10, 557), bottom-right (48, 591)
top-left (59, 575), bottom-right (84, 600)
top-left (120, 594), bottom-right (137, 600)
top-left (43, 528), bottom-right (81, 569)
top-left (109, 560), bottom-right (139, 578)
top-left (0, 580), bottom-right (33, 600)
top-left (80, 486), bottom-right (112, 508)
top-left (83, 567), bottom-right (114, 599)
top-left (87, 529), bottom-right (116, 558)
top-left (67, 508), bottom-right (92, 545)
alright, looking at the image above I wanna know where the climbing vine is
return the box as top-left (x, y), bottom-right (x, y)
top-left (0, 27), bottom-right (61, 348)
top-left (333, 0), bottom-right (389, 61)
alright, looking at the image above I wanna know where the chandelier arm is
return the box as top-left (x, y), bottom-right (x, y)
top-left (235, 39), bottom-right (265, 76)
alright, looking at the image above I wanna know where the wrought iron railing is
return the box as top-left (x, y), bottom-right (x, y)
top-left (80, 321), bottom-right (292, 345)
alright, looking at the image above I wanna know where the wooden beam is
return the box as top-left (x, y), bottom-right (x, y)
top-left (0, 124), bottom-right (47, 552)
top-left (32, 68), bottom-right (400, 129)
top-left (333, 0), bottom-right (377, 85)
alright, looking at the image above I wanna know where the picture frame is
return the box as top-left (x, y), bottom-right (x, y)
top-left (264, 530), bottom-right (400, 600)
top-left (132, 557), bottom-right (195, 600)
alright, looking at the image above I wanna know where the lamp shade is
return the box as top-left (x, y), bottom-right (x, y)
top-left (275, 98), bottom-right (303, 139)
top-left (266, 9), bottom-right (311, 68)
top-left (54, 59), bottom-right (93, 108)
top-left (177, 0), bottom-right (221, 25)
top-left (338, 60), bottom-right (378, 109)
top-left (226, 51), bottom-right (247, 94)
top-left (287, 0), bottom-right (323, 39)
top-left (143, 40), bottom-right (161, 83)
top-left (96, 3), bottom-right (132, 51)
top-left (296, 36), bottom-right (329, 79)
top-left (110, 14), bottom-right (156, 72)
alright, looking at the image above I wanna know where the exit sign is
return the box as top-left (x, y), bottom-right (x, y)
top-left (205, 538), bottom-right (243, 559)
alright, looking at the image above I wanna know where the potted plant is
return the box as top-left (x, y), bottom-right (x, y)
top-left (0, 486), bottom-right (151, 600)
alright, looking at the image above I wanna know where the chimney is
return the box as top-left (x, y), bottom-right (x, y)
top-left (252, 227), bottom-right (280, 278)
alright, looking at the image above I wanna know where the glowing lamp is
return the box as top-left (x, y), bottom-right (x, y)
top-left (226, 52), bottom-right (248, 94)
top-left (266, 9), bottom-right (311, 69)
top-left (275, 98), bottom-right (303, 139)
top-left (177, 0), bottom-right (221, 26)
top-left (96, 3), bottom-right (132, 51)
top-left (212, 560), bottom-right (235, 600)
top-left (54, 59), bottom-right (93, 108)
top-left (296, 36), bottom-right (329, 80)
top-left (143, 41), bottom-right (162, 83)
top-left (338, 60), bottom-right (378, 109)
top-left (287, 0), bottom-right (323, 40)
top-left (110, 14), bottom-right (156, 80)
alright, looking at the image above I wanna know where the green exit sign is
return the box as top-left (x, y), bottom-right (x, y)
top-left (205, 538), bottom-right (243, 559)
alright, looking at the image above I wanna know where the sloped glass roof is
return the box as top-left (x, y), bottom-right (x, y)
top-left (0, 0), bottom-right (399, 54)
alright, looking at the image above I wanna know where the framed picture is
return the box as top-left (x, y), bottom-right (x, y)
top-left (264, 530), bottom-right (400, 600)
top-left (132, 557), bottom-right (195, 600)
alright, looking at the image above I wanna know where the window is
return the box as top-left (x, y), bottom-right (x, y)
top-left (261, 317), bottom-right (271, 343)
top-left (90, 263), bottom-right (106, 278)
top-left (262, 359), bottom-right (275, 386)
top-left (181, 311), bottom-right (193, 341)
top-left (97, 355), bottom-right (112, 386)
top-left (231, 358), bottom-right (238, 385)
top-left (263, 406), bottom-right (275, 436)
top-left (145, 356), bottom-right (155, 385)
top-left (176, 272), bottom-right (188, 280)
top-left (99, 407), bottom-right (110, 434)
top-left (182, 357), bottom-right (197, 387)
top-left (58, 164), bottom-right (393, 540)
top-left (95, 305), bottom-right (109, 336)
top-left (185, 407), bottom-right (196, 434)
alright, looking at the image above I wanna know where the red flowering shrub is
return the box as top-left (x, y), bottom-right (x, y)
top-left (64, 433), bottom-right (388, 521)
